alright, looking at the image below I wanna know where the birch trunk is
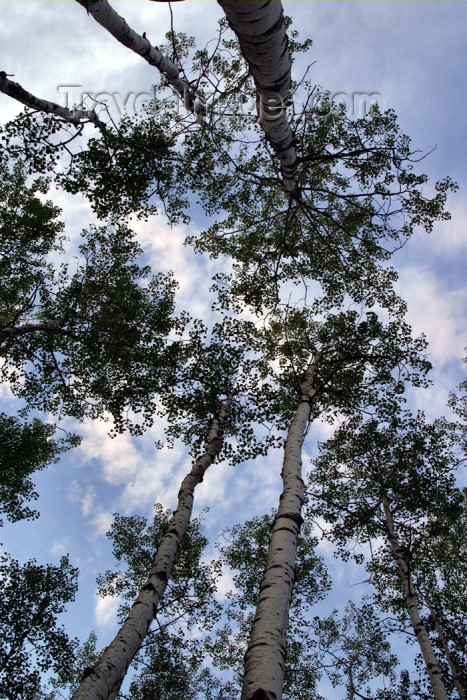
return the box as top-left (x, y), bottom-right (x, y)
top-left (241, 352), bottom-right (321, 700)
top-left (217, 0), bottom-right (298, 195)
top-left (0, 321), bottom-right (66, 346)
top-left (0, 71), bottom-right (107, 133)
top-left (75, 0), bottom-right (202, 116)
top-left (381, 497), bottom-right (449, 700)
top-left (72, 395), bottom-right (232, 700)
top-left (424, 595), bottom-right (466, 700)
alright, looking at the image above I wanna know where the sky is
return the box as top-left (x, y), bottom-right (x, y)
top-left (1, 0), bottom-right (466, 695)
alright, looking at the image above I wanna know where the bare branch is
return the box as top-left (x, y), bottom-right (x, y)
top-left (0, 71), bottom-right (109, 135)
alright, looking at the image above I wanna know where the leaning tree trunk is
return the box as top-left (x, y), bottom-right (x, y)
top-left (72, 395), bottom-right (233, 700)
top-left (382, 497), bottom-right (449, 700)
top-left (241, 352), bottom-right (321, 700)
top-left (75, 0), bottom-right (203, 116)
top-left (424, 594), bottom-right (466, 700)
top-left (217, 0), bottom-right (299, 196)
top-left (0, 71), bottom-right (107, 133)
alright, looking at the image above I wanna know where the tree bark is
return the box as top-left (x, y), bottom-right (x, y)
top-left (75, 0), bottom-right (203, 116)
top-left (72, 395), bottom-right (233, 700)
top-left (381, 497), bottom-right (449, 700)
top-left (0, 321), bottom-right (67, 346)
top-left (424, 595), bottom-right (466, 700)
top-left (241, 352), bottom-right (321, 700)
top-left (217, 0), bottom-right (298, 196)
top-left (0, 71), bottom-right (107, 133)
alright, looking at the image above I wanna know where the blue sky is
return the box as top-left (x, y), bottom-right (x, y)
top-left (1, 1), bottom-right (466, 695)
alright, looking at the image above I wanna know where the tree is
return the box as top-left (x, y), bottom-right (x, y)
top-left (0, 151), bottom-right (188, 433)
top-left (208, 511), bottom-right (330, 700)
top-left (75, 0), bottom-right (298, 192)
top-left (0, 413), bottom-right (76, 524)
top-left (71, 400), bottom-right (230, 699)
top-left (414, 491), bottom-right (467, 700)
top-left (0, 551), bottom-right (78, 700)
top-left (307, 405), bottom-right (465, 700)
top-left (314, 599), bottom-right (417, 700)
top-left (0, 5), bottom-right (460, 699)
top-left (94, 506), bottom-right (221, 700)
top-left (241, 351), bottom-right (322, 700)
top-left (217, 0), bottom-right (298, 194)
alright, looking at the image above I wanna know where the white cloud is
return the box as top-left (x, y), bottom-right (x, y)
top-left (135, 215), bottom-right (229, 320)
top-left (397, 266), bottom-right (467, 366)
top-left (67, 479), bottom-right (82, 505)
top-left (118, 441), bottom-right (191, 513)
top-left (430, 201), bottom-right (467, 254)
top-left (78, 417), bottom-right (141, 484)
top-left (215, 567), bottom-right (237, 601)
top-left (77, 413), bottom-right (195, 515)
top-left (91, 510), bottom-right (115, 539)
top-left (51, 538), bottom-right (72, 557)
top-left (81, 485), bottom-right (96, 518)
top-left (94, 593), bottom-right (121, 630)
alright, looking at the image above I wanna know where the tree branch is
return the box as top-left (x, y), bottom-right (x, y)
top-left (0, 71), bottom-right (108, 135)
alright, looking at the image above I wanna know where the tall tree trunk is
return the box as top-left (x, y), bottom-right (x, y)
top-left (75, 0), bottom-right (202, 116)
top-left (381, 497), bottom-right (449, 700)
top-left (241, 352), bottom-right (321, 700)
top-left (217, 0), bottom-right (299, 196)
top-left (424, 594), bottom-right (466, 700)
top-left (72, 395), bottom-right (233, 700)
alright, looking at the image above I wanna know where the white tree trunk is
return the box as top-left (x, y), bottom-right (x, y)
top-left (241, 352), bottom-right (321, 700)
top-left (0, 321), bottom-right (66, 345)
top-left (217, 0), bottom-right (298, 195)
top-left (75, 0), bottom-right (202, 116)
top-left (72, 395), bottom-right (232, 700)
top-left (382, 497), bottom-right (449, 700)
top-left (0, 71), bottom-right (107, 133)
top-left (424, 595), bottom-right (466, 700)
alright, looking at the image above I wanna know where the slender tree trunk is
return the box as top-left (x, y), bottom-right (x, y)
top-left (72, 395), bottom-right (233, 700)
top-left (217, 0), bottom-right (299, 195)
top-left (381, 497), bottom-right (449, 700)
top-left (0, 321), bottom-right (67, 346)
top-left (0, 71), bottom-right (107, 133)
top-left (75, 0), bottom-right (202, 116)
top-left (424, 595), bottom-right (466, 700)
top-left (241, 352), bottom-right (321, 700)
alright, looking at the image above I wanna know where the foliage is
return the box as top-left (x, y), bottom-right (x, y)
top-left (0, 108), bottom-right (187, 224)
top-left (0, 413), bottom-right (76, 524)
top-left (0, 551), bottom-right (78, 700)
top-left (0, 157), bottom-right (188, 433)
top-left (154, 25), bottom-right (458, 316)
top-left (55, 115), bottom-right (183, 222)
top-left (0, 9), bottom-right (462, 700)
top-left (0, 154), bottom-right (64, 335)
top-left (314, 599), bottom-right (418, 699)
top-left (306, 403), bottom-right (466, 697)
top-left (46, 632), bottom-right (99, 699)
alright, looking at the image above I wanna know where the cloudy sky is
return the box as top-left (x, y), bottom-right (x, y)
top-left (1, 0), bottom-right (466, 693)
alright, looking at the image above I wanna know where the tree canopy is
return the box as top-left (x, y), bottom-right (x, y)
top-left (0, 2), bottom-right (464, 700)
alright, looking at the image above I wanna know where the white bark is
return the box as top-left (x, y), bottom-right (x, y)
top-left (0, 321), bottom-right (66, 345)
top-left (241, 352), bottom-right (321, 700)
top-left (424, 595), bottom-right (466, 700)
top-left (217, 0), bottom-right (298, 195)
top-left (0, 71), bottom-right (107, 133)
top-left (382, 497), bottom-right (449, 700)
top-left (72, 395), bottom-right (232, 700)
top-left (75, 0), bottom-right (203, 116)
